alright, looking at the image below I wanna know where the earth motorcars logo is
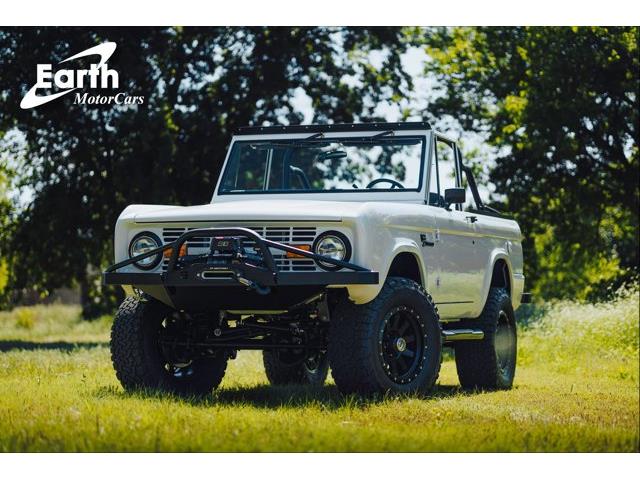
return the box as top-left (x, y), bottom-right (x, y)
top-left (20, 41), bottom-right (145, 109)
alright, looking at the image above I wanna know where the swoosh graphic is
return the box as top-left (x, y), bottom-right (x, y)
top-left (60, 42), bottom-right (116, 68)
top-left (20, 42), bottom-right (117, 110)
top-left (20, 85), bottom-right (79, 109)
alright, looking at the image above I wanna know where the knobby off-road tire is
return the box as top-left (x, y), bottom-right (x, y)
top-left (454, 287), bottom-right (517, 390)
top-left (329, 277), bottom-right (442, 396)
top-left (111, 296), bottom-right (228, 397)
top-left (263, 351), bottom-right (329, 386)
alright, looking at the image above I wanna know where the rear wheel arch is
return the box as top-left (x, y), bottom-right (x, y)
top-left (476, 255), bottom-right (514, 314)
top-left (490, 258), bottom-right (512, 297)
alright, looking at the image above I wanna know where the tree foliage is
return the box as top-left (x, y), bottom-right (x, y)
top-left (424, 27), bottom-right (639, 299)
top-left (0, 27), bottom-right (412, 316)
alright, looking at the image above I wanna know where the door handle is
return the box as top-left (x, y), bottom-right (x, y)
top-left (465, 215), bottom-right (478, 223)
top-left (420, 234), bottom-right (435, 247)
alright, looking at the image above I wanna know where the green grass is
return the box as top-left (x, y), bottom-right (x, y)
top-left (0, 291), bottom-right (638, 452)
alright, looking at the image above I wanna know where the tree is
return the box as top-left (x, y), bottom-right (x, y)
top-left (423, 27), bottom-right (639, 300)
top-left (0, 27), bottom-right (412, 317)
top-left (0, 165), bottom-right (12, 304)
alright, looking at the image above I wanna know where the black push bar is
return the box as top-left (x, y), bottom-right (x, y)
top-left (104, 227), bottom-right (373, 280)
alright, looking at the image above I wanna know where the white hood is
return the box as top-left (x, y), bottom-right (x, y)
top-left (128, 199), bottom-right (370, 223)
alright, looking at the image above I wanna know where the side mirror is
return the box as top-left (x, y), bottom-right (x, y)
top-left (444, 188), bottom-right (466, 207)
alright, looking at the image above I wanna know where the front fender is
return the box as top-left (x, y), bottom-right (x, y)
top-left (346, 238), bottom-right (425, 304)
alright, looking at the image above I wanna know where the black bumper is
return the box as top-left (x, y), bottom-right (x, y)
top-left (103, 270), bottom-right (378, 287)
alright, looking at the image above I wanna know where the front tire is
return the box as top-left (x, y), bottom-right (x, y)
top-left (454, 287), bottom-right (517, 390)
top-left (328, 277), bottom-right (442, 396)
top-left (110, 296), bottom-right (228, 397)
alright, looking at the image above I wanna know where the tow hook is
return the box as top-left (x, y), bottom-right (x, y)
top-left (235, 273), bottom-right (271, 295)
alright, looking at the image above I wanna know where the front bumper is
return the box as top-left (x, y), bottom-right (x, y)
top-left (103, 270), bottom-right (378, 287)
top-left (103, 227), bottom-right (378, 311)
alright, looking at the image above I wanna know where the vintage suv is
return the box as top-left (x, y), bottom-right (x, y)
top-left (104, 122), bottom-right (528, 397)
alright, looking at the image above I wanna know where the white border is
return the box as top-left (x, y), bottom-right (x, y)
top-left (1, 0), bottom-right (639, 26)
top-left (2, 453), bottom-right (640, 479)
top-left (1, 2), bottom-right (638, 472)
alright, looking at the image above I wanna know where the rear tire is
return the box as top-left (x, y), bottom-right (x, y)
top-left (110, 296), bottom-right (228, 397)
top-left (328, 277), bottom-right (442, 396)
top-left (263, 350), bottom-right (329, 386)
top-left (454, 287), bottom-right (517, 390)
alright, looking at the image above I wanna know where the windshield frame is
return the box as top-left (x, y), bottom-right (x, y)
top-left (215, 132), bottom-right (428, 198)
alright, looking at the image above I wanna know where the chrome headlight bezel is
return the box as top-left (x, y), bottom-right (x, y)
top-left (128, 232), bottom-right (162, 270)
top-left (312, 231), bottom-right (351, 271)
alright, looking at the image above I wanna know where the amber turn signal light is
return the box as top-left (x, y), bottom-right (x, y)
top-left (163, 244), bottom-right (187, 258)
top-left (286, 244), bottom-right (311, 258)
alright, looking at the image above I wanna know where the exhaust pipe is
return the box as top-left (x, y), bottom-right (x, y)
top-left (442, 329), bottom-right (484, 341)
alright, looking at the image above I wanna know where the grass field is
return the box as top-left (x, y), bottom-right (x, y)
top-left (0, 290), bottom-right (638, 452)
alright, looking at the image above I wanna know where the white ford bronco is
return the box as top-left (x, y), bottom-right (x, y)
top-left (104, 122), bottom-right (529, 396)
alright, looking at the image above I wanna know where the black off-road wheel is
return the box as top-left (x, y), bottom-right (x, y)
top-left (110, 295), bottom-right (228, 397)
top-left (454, 287), bottom-right (517, 390)
top-left (328, 277), bottom-right (442, 396)
top-left (263, 350), bottom-right (329, 386)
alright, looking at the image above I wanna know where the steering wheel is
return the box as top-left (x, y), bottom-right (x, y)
top-left (366, 178), bottom-right (405, 189)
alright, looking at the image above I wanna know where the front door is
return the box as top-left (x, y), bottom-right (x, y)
top-left (426, 136), bottom-right (480, 319)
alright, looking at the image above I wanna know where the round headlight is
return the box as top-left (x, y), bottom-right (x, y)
top-left (129, 232), bottom-right (162, 270)
top-left (312, 231), bottom-right (351, 270)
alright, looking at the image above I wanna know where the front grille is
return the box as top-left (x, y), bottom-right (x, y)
top-left (161, 226), bottom-right (318, 272)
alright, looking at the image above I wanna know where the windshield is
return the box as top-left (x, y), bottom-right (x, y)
top-left (218, 136), bottom-right (425, 194)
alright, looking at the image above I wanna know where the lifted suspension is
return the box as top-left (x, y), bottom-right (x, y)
top-left (158, 313), bottom-right (329, 359)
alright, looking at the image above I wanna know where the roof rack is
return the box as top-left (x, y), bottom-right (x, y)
top-left (235, 121), bottom-right (431, 135)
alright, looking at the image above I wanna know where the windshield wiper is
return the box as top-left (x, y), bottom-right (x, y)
top-left (250, 132), bottom-right (328, 150)
top-left (346, 130), bottom-right (394, 143)
top-left (370, 130), bottom-right (394, 139)
top-left (304, 132), bottom-right (324, 141)
top-left (250, 130), bottom-right (420, 150)
top-left (340, 137), bottom-right (419, 146)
